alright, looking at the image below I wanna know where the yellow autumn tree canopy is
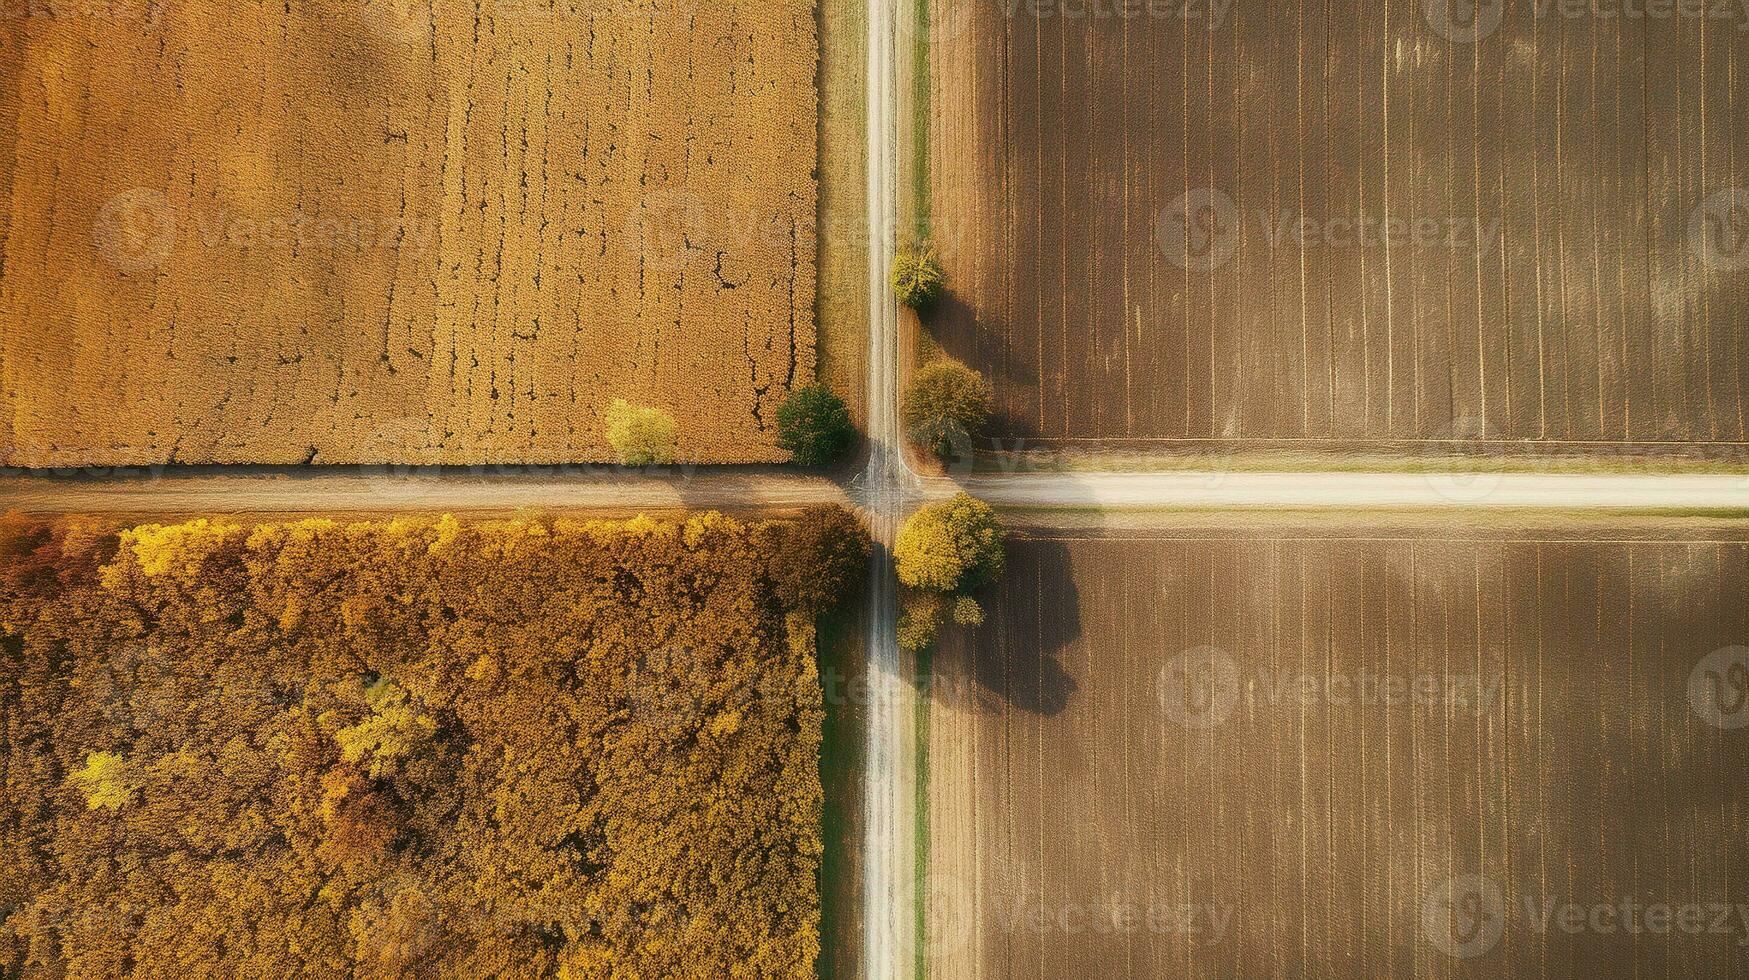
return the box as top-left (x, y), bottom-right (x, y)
top-left (0, 508), bottom-right (868, 978)
top-left (894, 494), bottom-right (1006, 592)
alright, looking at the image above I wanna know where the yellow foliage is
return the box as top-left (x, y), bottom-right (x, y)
top-left (109, 518), bottom-right (243, 582)
top-left (0, 509), bottom-right (868, 977)
top-left (333, 681), bottom-right (438, 779)
top-left (426, 514), bottom-right (463, 555)
top-left (894, 494), bottom-right (1006, 592)
top-left (604, 400), bottom-right (679, 466)
top-left (897, 591), bottom-right (946, 653)
top-left (70, 751), bottom-right (136, 811)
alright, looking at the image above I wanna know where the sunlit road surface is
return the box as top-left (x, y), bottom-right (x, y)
top-left (0, 468), bottom-right (850, 515)
top-left (861, 0), bottom-right (915, 973)
top-left (928, 470), bottom-right (1749, 512)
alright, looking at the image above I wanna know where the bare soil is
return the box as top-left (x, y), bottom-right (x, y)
top-left (927, 1), bottom-right (1749, 457)
top-left (927, 521), bottom-right (1749, 977)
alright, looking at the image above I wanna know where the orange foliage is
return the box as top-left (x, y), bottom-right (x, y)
top-left (0, 507), bottom-right (866, 977)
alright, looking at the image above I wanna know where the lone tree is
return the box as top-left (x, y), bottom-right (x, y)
top-left (902, 359), bottom-right (992, 461)
top-left (893, 494), bottom-right (1006, 651)
top-left (891, 241), bottom-right (946, 311)
top-left (775, 384), bottom-right (858, 467)
top-left (605, 399), bottom-right (678, 466)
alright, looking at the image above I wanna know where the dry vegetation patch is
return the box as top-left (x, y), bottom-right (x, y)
top-left (0, 0), bottom-right (817, 466)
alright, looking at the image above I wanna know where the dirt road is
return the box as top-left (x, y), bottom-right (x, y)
top-left (0, 467), bottom-right (848, 517)
top-left (861, 0), bottom-right (916, 974)
top-left (925, 470), bottom-right (1749, 513)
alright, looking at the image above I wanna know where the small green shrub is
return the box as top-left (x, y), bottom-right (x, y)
top-left (775, 385), bottom-right (857, 467)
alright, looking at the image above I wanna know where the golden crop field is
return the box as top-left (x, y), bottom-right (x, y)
top-left (0, 0), bottom-right (817, 467)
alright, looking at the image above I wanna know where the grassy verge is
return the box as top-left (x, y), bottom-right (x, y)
top-left (912, 643), bottom-right (933, 980)
top-left (816, 0), bottom-right (870, 422)
top-left (816, 598), bottom-right (865, 980)
top-left (975, 448), bottom-right (1749, 477)
top-left (911, 0), bottom-right (932, 241)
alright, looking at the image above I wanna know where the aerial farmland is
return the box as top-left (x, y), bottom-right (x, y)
top-left (0, 0), bottom-right (1746, 978)
top-left (0, 0), bottom-right (817, 466)
top-left (927, 0), bottom-right (1749, 455)
top-left (926, 520), bottom-right (1749, 978)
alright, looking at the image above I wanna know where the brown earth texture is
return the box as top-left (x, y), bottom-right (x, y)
top-left (929, 0), bottom-right (1749, 457)
top-left (927, 521), bottom-right (1749, 978)
top-left (0, 0), bottom-right (817, 467)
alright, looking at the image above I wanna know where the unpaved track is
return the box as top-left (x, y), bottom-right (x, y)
top-left (923, 470), bottom-right (1749, 512)
top-left (0, 468), bottom-right (848, 516)
top-left (861, 0), bottom-right (915, 975)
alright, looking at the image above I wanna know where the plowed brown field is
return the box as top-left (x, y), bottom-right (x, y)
top-left (927, 522), bottom-right (1749, 978)
top-left (929, 1), bottom-right (1749, 456)
top-left (0, 0), bottom-right (816, 466)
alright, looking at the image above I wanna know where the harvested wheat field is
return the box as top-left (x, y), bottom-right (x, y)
top-left (926, 520), bottom-right (1749, 978)
top-left (0, 0), bottom-right (816, 467)
top-left (929, 1), bottom-right (1749, 456)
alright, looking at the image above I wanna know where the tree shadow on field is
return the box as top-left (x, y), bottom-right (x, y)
top-left (933, 538), bottom-right (1079, 717)
top-left (923, 290), bottom-right (1042, 444)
